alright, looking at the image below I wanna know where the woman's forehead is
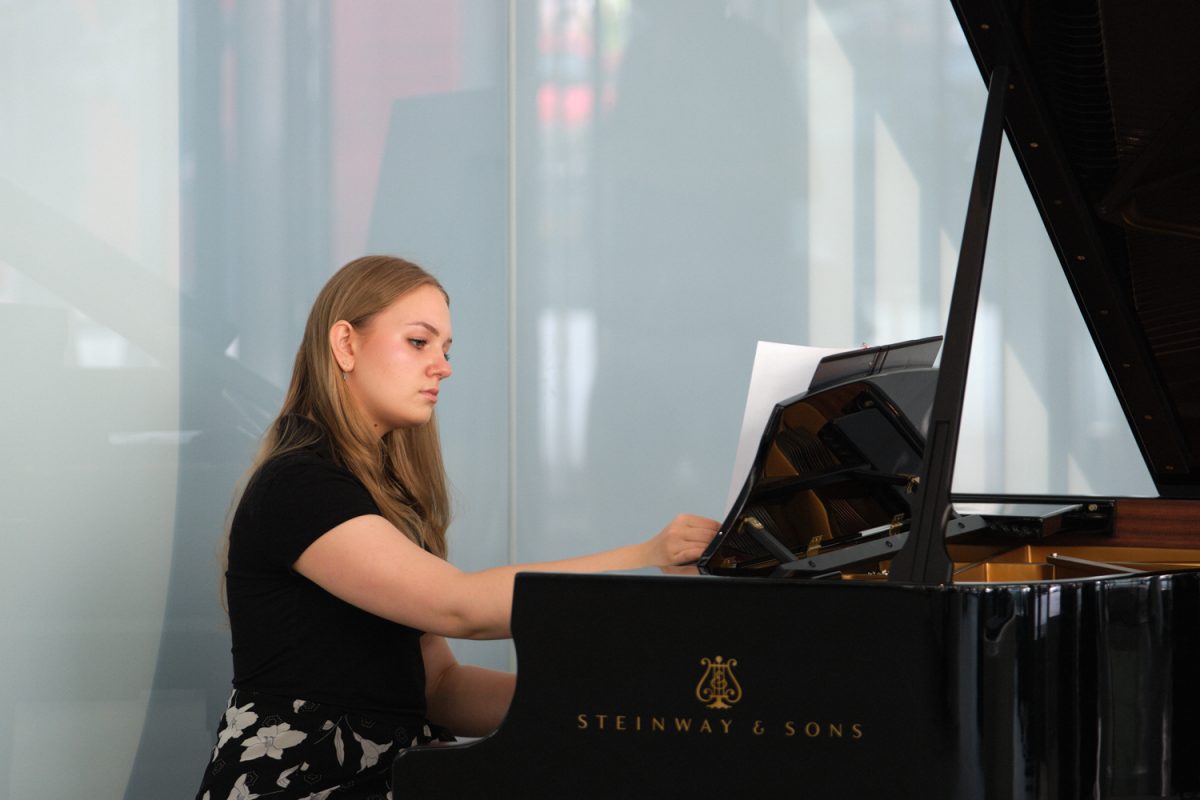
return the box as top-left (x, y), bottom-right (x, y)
top-left (381, 284), bottom-right (452, 333)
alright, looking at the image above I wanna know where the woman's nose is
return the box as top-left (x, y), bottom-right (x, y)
top-left (431, 354), bottom-right (452, 379)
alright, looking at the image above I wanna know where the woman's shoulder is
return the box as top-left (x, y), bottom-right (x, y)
top-left (230, 418), bottom-right (380, 563)
top-left (256, 444), bottom-right (331, 482)
top-left (240, 438), bottom-right (376, 524)
top-left (249, 417), bottom-right (357, 493)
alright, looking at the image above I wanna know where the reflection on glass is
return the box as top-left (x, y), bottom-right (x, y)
top-left (706, 368), bottom-right (937, 576)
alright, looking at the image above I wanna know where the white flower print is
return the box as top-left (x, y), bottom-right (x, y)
top-left (276, 760), bottom-right (313, 788)
top-left (216, 703), bottom-right (259, 754)
top-left (239, 723), bottom-right (308, 762)
top-left (277, 764), bottom-right (299, 788)
top-left (227, 773), bottom-right (259, 800)
top-left (334, 725), bottom-right (345, 765)
top-left (293, 699), bottom-right (306, 713)
top-left (354, 731), bottom-right (393, 771)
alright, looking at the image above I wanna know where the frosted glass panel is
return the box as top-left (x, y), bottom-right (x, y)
top-left (0, 5), bottom-right (180, 799)
top-left (512, 0), bottom-right (1152, 566)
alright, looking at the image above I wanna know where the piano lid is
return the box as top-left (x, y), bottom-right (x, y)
top-left (952, 0), bottom-right (1200, 498)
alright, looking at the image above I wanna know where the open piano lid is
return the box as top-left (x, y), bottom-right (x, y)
top-left (955, 0), bottom-right (1200, 497)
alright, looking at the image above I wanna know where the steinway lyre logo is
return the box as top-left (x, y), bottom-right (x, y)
top-left (695, 656), bottom-right (743, 710)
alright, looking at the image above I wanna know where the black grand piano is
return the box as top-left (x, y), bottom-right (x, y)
top-left (393, 0), bottom-right (1200, 796)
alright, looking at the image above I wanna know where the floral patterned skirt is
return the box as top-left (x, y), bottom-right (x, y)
top-left (195, 688), bottom-right (450, 800)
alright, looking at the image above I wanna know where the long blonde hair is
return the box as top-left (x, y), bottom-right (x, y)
top-left (237, 255), bottom-right (451, 560)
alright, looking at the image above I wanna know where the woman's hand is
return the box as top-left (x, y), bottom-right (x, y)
top-left (643, 513), bottom-right (721, 567)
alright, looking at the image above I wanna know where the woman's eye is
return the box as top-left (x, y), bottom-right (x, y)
top-left (408, 338), bottom-right (427, 349)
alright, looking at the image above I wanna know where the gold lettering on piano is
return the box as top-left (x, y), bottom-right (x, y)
top-left (695, 656), bottom-right (743, 709)
top-left (784, 720), bottom-right (865, 739)
top-left (577, 715), bottom-right (735, 734)
top-left (575, 713), bottom-right (862, 741)
top-left (573, 654), bottom-right (863, 742)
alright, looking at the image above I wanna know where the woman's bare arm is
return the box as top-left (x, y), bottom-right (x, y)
top-left (421, 634), bottom-right (514, 737)
top-left (293, 512), bottom-right (719, 640)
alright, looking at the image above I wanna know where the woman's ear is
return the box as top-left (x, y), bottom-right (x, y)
top-left (329, 320), bottom-right (355, 373)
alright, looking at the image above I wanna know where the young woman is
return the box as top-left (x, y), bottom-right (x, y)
top-left (195, 255), bottom-right (719, 799)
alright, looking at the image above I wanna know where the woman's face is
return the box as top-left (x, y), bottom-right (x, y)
top-left (339, 283), bottom-right (453, 435)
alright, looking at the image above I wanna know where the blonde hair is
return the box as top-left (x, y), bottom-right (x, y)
top-left (233, 255), bottom-right (452, 566)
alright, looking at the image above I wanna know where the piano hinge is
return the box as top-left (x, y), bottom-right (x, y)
top-left (806, 535), bottom-right (823, 557)
top-left (889, 514), bottom-right (906, 533)
top-left (741, 516), bottom-right (764, 532)
top-left (902, 474), bottom-right (920, 494)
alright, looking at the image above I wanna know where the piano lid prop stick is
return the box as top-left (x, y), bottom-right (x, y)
top-left (889, 62), bottom-right (1011, 585)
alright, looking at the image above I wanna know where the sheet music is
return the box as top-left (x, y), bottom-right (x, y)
top-left (726, 341), bottom-right (850, 511)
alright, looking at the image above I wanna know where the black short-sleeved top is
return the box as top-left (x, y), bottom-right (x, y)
top-left (225, 422), bottom-right (427, 718)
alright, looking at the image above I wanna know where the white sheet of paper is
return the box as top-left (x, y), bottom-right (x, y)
top-left (725, 341), bottom-right (850, 511)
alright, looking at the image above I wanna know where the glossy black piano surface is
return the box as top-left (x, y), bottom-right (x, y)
top-left (394, 0), bottom-right (1200, 796)
top-left (395, 567), bottom-right (1200, 798)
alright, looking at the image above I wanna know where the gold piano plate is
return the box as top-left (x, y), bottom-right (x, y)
top-left (951, 543), bottom-right (1200, 583)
